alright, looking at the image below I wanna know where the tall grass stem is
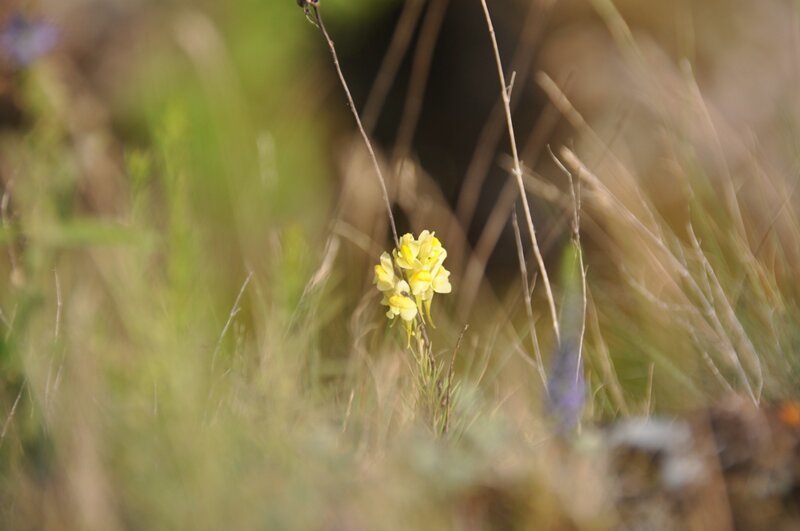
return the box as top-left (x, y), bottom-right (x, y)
top-left (478, 0), bottom-right (560, 344)
top-left (313, 6), bottom-right (400, 247)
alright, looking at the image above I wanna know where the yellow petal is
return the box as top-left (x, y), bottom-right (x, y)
top-left (374, 266), bottom-right (393, 291)
top-left (432, 267), bottom-right (452, 294)
top-left (389, 293), bottom-right (417, 322)
top-left (395, 234), bottom-right (420, 269)
top-left (374, 252), bottom-right (397, 291)
top-left (409, 269), bottom-right (432, 295)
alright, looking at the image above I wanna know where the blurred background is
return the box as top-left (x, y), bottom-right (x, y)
top-left (2, 0), bottom-right (800, 529)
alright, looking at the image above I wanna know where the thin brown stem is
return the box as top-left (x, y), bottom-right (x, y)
top-left (455, 0), bottom-right (553, 230)
top-left (511, 209), bottom-right (546, 388)
top-left (549, 147), bottom-right (587, 386)
top-left (478, 0), bottom-right (560, 343)
top-left (442, 324), bottom-right (468, 435)
top-left (312, 6), bottom-right (399, 247)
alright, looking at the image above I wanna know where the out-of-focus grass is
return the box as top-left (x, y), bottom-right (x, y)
top-left (1, 0), bottom-right (800, 529)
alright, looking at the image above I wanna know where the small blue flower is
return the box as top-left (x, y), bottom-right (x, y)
top-left (545, 246), bottom-right (587, 432)
top-left (546, 338), bottom-right (585, 432)
top-left (1, 14), bottom-right (59, 67)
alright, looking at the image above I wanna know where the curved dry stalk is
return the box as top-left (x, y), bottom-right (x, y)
top-left (455, 0), bottom-right (552, 231)
top-left (549, 147), bottom-right (587, 383)
top-left (478, 0), bottom-right (560, 343)
top-left (511, 209), bottom-right (547, 388)
top-left (311, 6), bottom-right (399, 247)
top-left (308, 6), bottom-right (446, 359)
top-left (561, 146), bottom-right (761, 404)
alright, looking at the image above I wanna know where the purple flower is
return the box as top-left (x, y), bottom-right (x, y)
top-left (1, 14), bottom-right (59, 67)
top-left (545, 247), bottom-right (587, 433)
top-left (546, 338), bottom-right (585, 432)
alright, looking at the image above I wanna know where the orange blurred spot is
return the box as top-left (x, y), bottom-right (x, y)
top-left (777, 401), bottom-right (800, 427)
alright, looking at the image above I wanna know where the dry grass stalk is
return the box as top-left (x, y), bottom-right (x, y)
top-left (479, 0), bottom-right (560, 344)
top-left (311, 6), bottom-right (399, 247)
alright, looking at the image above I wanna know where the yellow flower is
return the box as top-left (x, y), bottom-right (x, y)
top-left (373, 252), bottom-right (396, 292)
top-left (384, 280), bottom-right (417, 322)
top-left (417, 230), bottom-right (445, 267)
top-left (431, 263), bottom-right (452, 294)
top-left (422, 263), bottom-right (451, 326)
top-left (383, 280), bottom-right (418, 345)
top-left (394, 233), bottom-right (420, 270)
top-left (408, 269), bottom-right (433, 297)
top-left (375, 229), bottom-right (452, 342)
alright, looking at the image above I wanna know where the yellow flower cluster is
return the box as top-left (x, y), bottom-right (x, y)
top-left (374, 231), bottom-right (452, 340)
